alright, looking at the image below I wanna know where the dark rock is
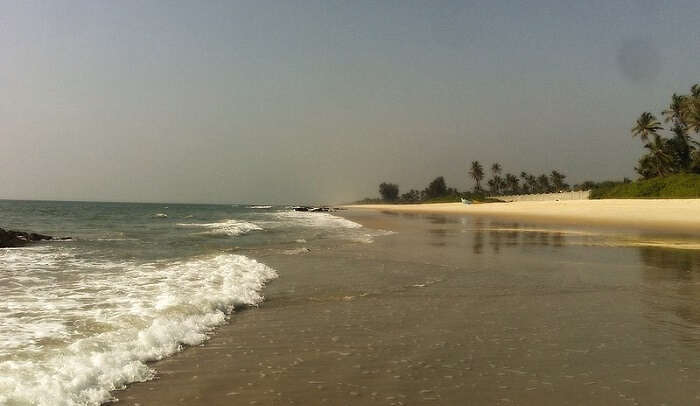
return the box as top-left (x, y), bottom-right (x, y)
top-left (293, 206), bottom-right (332, 212)
top-left (0, 228), bottom-right (67, 248)
top-left (309, 207), bottom-right (331, 212)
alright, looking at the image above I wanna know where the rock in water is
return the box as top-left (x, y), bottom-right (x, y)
top-left (0, 228), bottom-right (66, 248)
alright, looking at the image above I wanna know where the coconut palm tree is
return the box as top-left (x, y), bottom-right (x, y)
top-left (669, 125), bottom-right (693, 169)
top-left (644, 135), bottom-right (673, 177)
top-left (487, 178), bottom-right (496, 194)
top-left (519, 172), bottom-right (530, 194)
top-left (661, 93), bottom-right (694, 170)
top-left (631, 112), bottom-right (663, 143)
top-left (549, 170), bottom-right (569, 192)
top-left (691, 84), bottom-right (700, 99)
top-left (663, 94), bottom-right (687, 125)
top-left (536, 174), bottom-right (551, 193)
top-left (525, 174), bottom-right (537, 193)
top-left (635, 154), bottom-right (657, 179)
top-left (469, 161), bottom-right (484, 192)
top-left (489, 162), bottom-right (503, 195)
top-left (675, 84), bottom-right (700, 137)
top-left (488, 163), bottom-right (503, 195)
top-left (685, 94), bottom-right (700, 136)
top-left (494, 175), bottom-right (505, 195)
top-left (504, 173), bottom-right (519, 194)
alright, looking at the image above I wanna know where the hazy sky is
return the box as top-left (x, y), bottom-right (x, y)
top-left (2, 0), bottom-right (699, 204)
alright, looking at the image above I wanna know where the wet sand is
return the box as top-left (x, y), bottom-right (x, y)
top-left (344, 199), bottom-right (700, 233)
top-left (111, 210), bottom-right (700, 405)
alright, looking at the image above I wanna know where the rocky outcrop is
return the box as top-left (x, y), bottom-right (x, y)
top-left (0, 228), bottom-right (68, 248)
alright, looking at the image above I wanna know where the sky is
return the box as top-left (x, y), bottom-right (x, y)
top-left (1, 0), bottom-right (699, 204)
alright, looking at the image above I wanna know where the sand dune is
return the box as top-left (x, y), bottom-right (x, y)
top-left (344, 199), bottom-right (700, 233)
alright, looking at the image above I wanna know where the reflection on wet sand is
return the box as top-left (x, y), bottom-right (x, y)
top-left (472, 219), bottom-right (570, 254)
top-left (639, 246), bottom-right (700, 345)
top-left (472, 218), bottom-right (484, 254)
top-left (640, 246), bottom-right (700, 279)
top-left (428, 228), bottom-right (448, 247)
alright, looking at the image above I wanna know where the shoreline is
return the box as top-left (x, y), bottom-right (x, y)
top-left (343, 199), bottom-right (700, 234)
top-left (107, 208), bottom-right (700, 405)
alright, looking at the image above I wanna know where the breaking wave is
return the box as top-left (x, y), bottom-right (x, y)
top-left (177, 219), bottom-right (263, 236)
top-left (0, 249), bottom-right (277, 406)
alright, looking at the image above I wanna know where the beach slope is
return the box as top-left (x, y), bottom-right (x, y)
top-left (344, 199), bottom-right (700, 233)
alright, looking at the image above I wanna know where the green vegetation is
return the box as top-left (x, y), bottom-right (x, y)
top-left (583, 82), bottom-right (700, 199)
top-left (631, 84), bottom-right (700, 178)
top-left (361, 82), bottom-right (700, 203)
top-left (590, 174), bottom-right (700, 199)
top-left (356, 175), bottom-right (502, 204)
top-left (484, 163), bottom-right (570, 195)
top-left (378, 182), bottom-right (399, 202)
top-left (469, 161), bottom-right (484, 191)
top-left (362, 162), bottom-right (572, 204)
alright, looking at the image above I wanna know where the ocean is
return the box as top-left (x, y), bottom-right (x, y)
top-left (0, 200), bottom-right (383, 406)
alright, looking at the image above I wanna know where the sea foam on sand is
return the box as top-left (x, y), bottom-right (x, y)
top-left (0, 252), bottom-right (277, 406)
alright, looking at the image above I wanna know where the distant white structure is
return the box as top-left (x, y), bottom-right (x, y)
top-left (493, 190), bottom-right (591, 202)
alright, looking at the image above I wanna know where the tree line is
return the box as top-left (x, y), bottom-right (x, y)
top-left (630, 83), bottom-right (700, 178)
top-left (378, 176), bottom-right (461, 203)
top-left (371, 82), bottom-right (700, 203)
top-left (376, 164), bottom-right (572, 203)
top-left (468, 161), bottom-right (570, 195)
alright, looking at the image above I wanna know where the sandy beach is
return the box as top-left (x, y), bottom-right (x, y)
top-left (110, 208), bottom-right (700, 405)
top-left (344, 199), bottom-right (700, 233)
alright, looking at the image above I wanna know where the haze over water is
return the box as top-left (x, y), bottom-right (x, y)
top-left (3, 1), bottom-right (700, 203)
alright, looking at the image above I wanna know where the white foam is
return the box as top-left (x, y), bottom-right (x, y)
top-left (268, 211), bottom-right (363, 229)
top-left (177, 219), bottom-right (263, 236)
top-left (0, 249), bottom-right (277, 406)
top-left (349, 229), bottom-right (397, 244)
top-left (257, 211), bottom-right (395, 243)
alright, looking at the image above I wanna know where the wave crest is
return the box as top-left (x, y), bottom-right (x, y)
top-left (177, 219), bottom-right (263, 236)
top-left (0, 253), bottom-right (277, 406)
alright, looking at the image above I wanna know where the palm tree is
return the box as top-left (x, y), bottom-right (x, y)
top-left (663, 94), bottom-right (687, 125)
top-left (519, 172), bottom-right (530, 194)
top-left (661, 93), bottom-right (694, 170)
top-left (487, 178), bottom-right (496, 194)
top-left (524, 174), bottom-right (537, 194)
top-left (685, 94), bottom-right (700, 135)
top-left (676, 84), bottom-right (700, 136)
top-left (469, 161), bottom-right (484, 192)
top-left (635, 154), bottom-right (656, 179)
top-left (691, 84), bottom-right (700, 99)
top-left (669, 124), bottom-right (692, 169)
top-left (631, 112), bottom-right (663, 142)
top-left (505, 173), bottom-right (519, 194)
top-left (644, 135), bottom-right (673, 177)
top-left (536, 174), bottom-right (551, 193)
top-left (488, 163), bottom-right (503, 195)
top-left (549, 170), bottom-right (569, 191)
top-left (494, 175), bottom-right (505, 195)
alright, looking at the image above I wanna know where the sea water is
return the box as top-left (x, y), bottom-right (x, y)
top-left (0, 201), bottom-right (375, 406)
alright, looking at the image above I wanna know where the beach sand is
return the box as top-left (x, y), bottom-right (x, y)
top-left (111, 209), bottom-right (700, 405)
top-left (344, 199), bottom-right (700, 233)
